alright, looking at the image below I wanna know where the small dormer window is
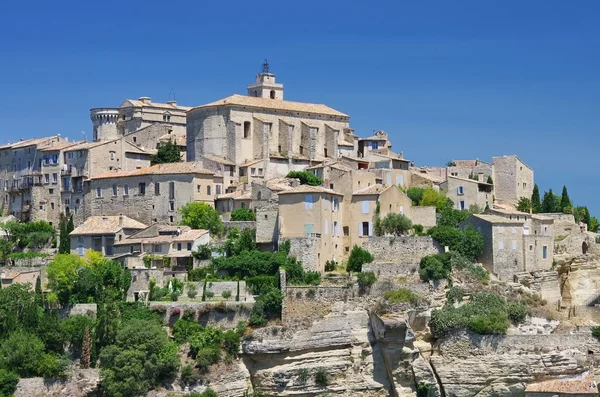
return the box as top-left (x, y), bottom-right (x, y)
top-left (163, 113), bottom-right (171, 122)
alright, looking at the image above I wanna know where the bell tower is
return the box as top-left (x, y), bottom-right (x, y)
top-left (247, 59), bottom-right (284, 100)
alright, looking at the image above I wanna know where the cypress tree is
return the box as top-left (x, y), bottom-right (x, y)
top-left (531, 184), bottom-right (541, 213)
top-left (58, 217), bottom-right (68, 254)
top-left (35, 277), bottom-right (43, 307)
top-left (560, 186), bottom-right (571, 212)
top-left (151, 139), bottom-right (182, 164)
top-left (486, 175), bottom-right (493, 185)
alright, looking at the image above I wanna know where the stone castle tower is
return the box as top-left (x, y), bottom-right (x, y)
top-left (90, 108), bottom-right (119, 141)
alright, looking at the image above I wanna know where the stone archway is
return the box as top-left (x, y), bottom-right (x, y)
top-left (583, 241), bottom-right (589, 255)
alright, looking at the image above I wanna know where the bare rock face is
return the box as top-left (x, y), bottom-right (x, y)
top-left (242, 307), bottom-right (391, 396)
top-left (14, 369), bottom-right (100, 397)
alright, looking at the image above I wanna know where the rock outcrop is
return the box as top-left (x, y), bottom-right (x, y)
top-left (14, 369), bottom-right (100, 397)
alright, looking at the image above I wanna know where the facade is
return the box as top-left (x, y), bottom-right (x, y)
top-left (113, 224), bottom-right (210, 269)
top-left (0, 269), bottom-right (41, 289)
top-left (82, 163), bottom-right (220, 226)
top-left (278, 185), bottom-right (344, 271)
top-left (447, 159), bottom-right (493, 182)
top-left (187, 68), bottom-right (357, 180)
top-left (70, 215), bottom-right (147, 257)
top-left (440, 175), bottom-right (493, 211)
top-left (90, 97), bottom-right (191, 142)
top-left (492, 155), bottom-right (534, 206)
top-left (460, 209), bottom-right (554, 281)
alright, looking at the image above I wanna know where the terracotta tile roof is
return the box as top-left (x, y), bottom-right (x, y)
top-left (38, 141), bottom-right (83, 152)
top-left (91, 162), bottom-right (214, 180)
top-left (121, 99), bottom-right (191, 111)
top-left (114, 226), bottom-right (208, 245)
top-left (11, 136), bottom-right (61, 149)
top-left (277, 184), bottom-right (342, 196)
top-left (191, 94), bottom-right (348, 118)
top-left (202, 154), bottom-right (236, 166)
top-left (525, 371), bottom-right (598, 394)
top-left (353, 184), bottom-right (392, 196)
top-left (70, 216), bottom-right (147, 235)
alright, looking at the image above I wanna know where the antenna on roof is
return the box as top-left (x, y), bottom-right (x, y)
top-left (168, 88), bottom-right (176, 102)
top-left (262, 59), bottom-right (270, 74)
top-left (81, 131), bottom-right (86, 142)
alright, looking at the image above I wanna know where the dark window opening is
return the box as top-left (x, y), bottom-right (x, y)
top-left (270, 90), bottom-right (275, 99)
top-left (243, 122), bottom-right (251, 138)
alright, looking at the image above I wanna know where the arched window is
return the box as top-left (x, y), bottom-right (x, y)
top-left (254, 90), bottom-right (258, 97)
top-left (270, 90), bottom-right (276, 99)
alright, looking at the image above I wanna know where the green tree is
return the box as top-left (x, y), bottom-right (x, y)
top-left (179, 202), bottom-right (223, 235)
top-left (486, 175), bottom-right (493, 185)
top-left (151, 139), bottom-right (182, 164)
top-left (63, 315), bottom-right (96, 356)
top-left (58, 216), bottom-right (71, 254)
top-left (420, 189), bottom-right (450, 212)
top-left (516, 197), bottom-right (533, 213)
top-left (406, 187), bottom-right (425, 205)
top-left (560, 186), bottom-right (571, 213)
top-left (438, 208), bottom-right (470, 228)
top-left (46, 254), bottom-right (87, 305)
top-left (0, 369), bottom-right (18, 397)
top-left (0, 331), bottom-right (66, 377)
top-left (541, 189), bottom-right (560, 213)
top-left (100, 319), bottom-right (179, 397)
top-left (380, 213), bottom-right (412, 235)
top-left (285, 171), bottom-right (323, 186)
top-left (346, 245), bottom-right (374, 272)
top-left (531, 184), bottom-right (542, 213)
top-left (0, 284), bottom-right (40, 339)
top-left (230, 208), bottom-right (256, 221)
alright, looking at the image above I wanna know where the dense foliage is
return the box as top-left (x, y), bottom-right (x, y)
top-left (58, 215), bottom-right (74, 254)
top-left (2, 220), bottom-right (54, 250)
top-left (285, 171), bottom-right (323, 186)
top-left (406, 187), bottom-right (452, 212)
top-left (380, 213), bottom-right (412, 235)
top-left (383, 289), bottom-right (420, 305)
top-left (437, 208), bottom-right (471, 228)
top-left (151, 139), bottom-right (182, 164)
top-left (179, 202), bottom-right (224, 235)
top-left (346, 245), bottom-right (374, 272)
top-left (230, 208), bottom-right (256, 221)
top-left (427, 226), bottom-right (483, 261)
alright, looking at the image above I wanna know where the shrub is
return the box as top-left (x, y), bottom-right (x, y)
top-left (419, 255), bottom-right (450, 281)
top-left (222, 290), bottom-right (232, 300)
top-left (195, 346), bottom-right (221, 372)
top-left (384, 289), bottom-right (420, 305)
top-left (285, 171), bottom-right (323, 186)
top-left (0, 369), bottom-right (18, 397)
top-left (417, 382), bottom-right (431, 397)
top-left (315, 368), bottom-right (328, 387)
top-left (506, 302), bottom-right (530, 324)
top-left (346, 246), bottom-right (373, 273)
top-left (246, 276), bottom-right (277, 295)
top-left (413, 224), bottom-right (424, 235)
top-left (356, 271), bottom-right (376, 289)
top-left (427, 226), bottom-right (483, 261)
top-left (592, 327), bottom-right (600, 341)
top-left (324, 260), bottom-right (336, 272)
top-left (467, 309), bottom-right (510, 335)
top-left (180, 364), bottom-right (200, 385)
top-left (381, 213), bottom-right (412, 235)
top-left (406, 187), bottom-right (425, 205)
top-left (446, 286), bottom-right (464, 304)
top-left (192, 245), bottom-right (212, 261)
top-left (205, 290), bottom-right (215, 299)
top-left (187, 283), bottom-right (198, 299)
top-left (172, 319), bottom-right (205, 345)
top-left (297, 368), bottom-right (309, 383)
top-left (437, 208), bottom-right (470, 228)
top-left (230, 208), bottom-right (256, 221)
top-left (189, 388), bottom-right (219, 397)
top-left (188, 267), bottom-right (210, 282)
top-left (179, 202), bottom-right (223, 235)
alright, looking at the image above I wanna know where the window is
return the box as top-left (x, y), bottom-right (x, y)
top-left (169, 182), bottom-right (175, 200)
top-left (153, 244), bottom-right (162, 253)
top-left (124, 184), bottom-right (129, 195)
top-left (96, 187), bottom-right (102, 198)
top-left (50, 202), bottom-right (55, 210)
top-left (110, 151), bottom-right (115, 160)
top-left (187, 242), bottom-right (192, 250)
top-left (457, 201), bottom-right (466, 210)
top-left (305, 194), bottom-right (313, 210)
top-left (216, 185), bottom-right (221, 195)
top-left (197, 184), bottom-right (201, 192)
top-left (324, 220), bottom-right (329, 235)
top-left (333, 221), bottom-right (339, 237)
top-left (139, 183), bottom-right (146, 195)
top-left (133, 137), bottom-right (137, 143)
top-left (330, 183), bottom-right (334, 190)
top-left (177, 243), bottom-right (182, 251)
top-left (544, 226), bottom-right (548, 235)
top-left (362, 200), bottom-right (370, 214)
top-left (457, 186), bottom-right (464, 195)
top-left (512, 240), bottom-right (517, 250)
top-left (64, 198), bottom-right (70, 205)
top-left (529, 244), bottom-right (534, 251)
top-left (324, 148), bottom-right (328, 158)
top-left (163, 114), bottom-right (171, 122)
top-left (542, 245), bottom-right (548, 259)
top-left (324, 197), bottom-right (329, 210)
top-left (498, 241), bottom-right (504, 250)
top-left (170, 216), bottom-right (174, 223)
top-left (332, 197), bottom-right (339, 212)
top-left (243, 122), bottom-right (251, 138)
top-left (113, 185), bottom-right (118, 196)
top-left (258, 168), bottom-right (263, 176)
top-left (207, 185), bottom-right (211, 196)
top-left (270, 90), bottom-right (275, 99)
top-left (155, 182), bottom-right (160, 195)
top-left (44, 174), bottom-right (49, 184)
top-left (52, 173), bottom-right (58, 183)
top-left (299, 145), bottom-right (304, 155)
top-left (343, 226), bottom-right (349, 236)
top-left (523, 182), bottom-right (527, 188)
top-left (360, 221), bottom-right (371, 237)
top-left (498, 226), bottom-right (504, 234)
top-left (251, 168), bottom-right (256, 175)
top-left (169, 202), bottom-right (175, 211)
top-left (49, 188), bottom-right (54, 194)
top-left (304, 223), bottom-right (314, 236)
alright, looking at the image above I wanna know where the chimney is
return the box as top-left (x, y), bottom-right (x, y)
top-left (167, 100), bottom-right (177, 107)
top-left (138, 96), bottom-right (151, 105)
top-left (119, 214), bottom-right (124, 227)
top-left (176, 227), bottom-right (181, 236)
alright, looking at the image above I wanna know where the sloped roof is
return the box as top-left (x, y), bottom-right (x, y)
top-left (353, 184), bottom-right (393, 196)
top-left (11, 136), bottom-right (61, 149)
top-left (121, 99), bottom-right (191, 111)
top-left (70, 216), bottom-right (147, 236)
top-left (38, 141), bottom-right (83, 152)
top-left (158, 134), bottom-right (186, 146)
top-left (191, 94), bottom-right (348, 118)
top-left (277, 184), bottom-right (343, 196)
top-left (202, 154), bottom-right (236, 166)
top-left (471, 214), bottom-right (525, 225)
top-left (114, 224), bottom-right (208, 245)
top-left (91, 162), bottom-right (214, 180)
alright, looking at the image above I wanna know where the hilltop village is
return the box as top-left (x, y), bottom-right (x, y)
top-left (1, 64), bottom-right (599, 397)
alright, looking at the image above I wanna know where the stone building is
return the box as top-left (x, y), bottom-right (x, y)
top-left (447, 159), bottom-right (493, 182)
top-left (82, 163), bottom-right (220, 226)
top-left (278, 185), bottom-right (344, 271)
top-left (113, 224), bottom-right (210, 269)
top-left (440, 175), bottom-right (493, 211)
top-left (460, 209), bottom-right (554, 281)
top-left (492, 155), bottom-right (534, 206)
top-left (69, 215), bottom-right (147, 257)
top-left (187, 65), bottom-right (357, 179)
top-left (0, 269), bottom-right (40, 289)
top-left (90, 97), bottom-right (190, 142)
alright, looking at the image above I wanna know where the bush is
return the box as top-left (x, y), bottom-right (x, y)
top-left (179, 202), bottom-right (224, 235)
top-left (246, 276), bottom-right (277, 295)
top-left (188, 268), bottom-right (210, 282)
top-left (172, 319), bottom-right (205, 345)
top-left (180, 364), bottom-right (200, 385)
top-left (506, 302), bottom-right (530, 324)
top-left (413, 224), bottom-right (424, 235)
top-left (437, 208), bottom-right (470, 228)
top-left (297, 368), bottom-right (309, 384)
top-left (189, 387), bottom-right (219, 397)
top-left (346, 246), bottom-right (373, 273)
top-left (406, 187), bottom-right (425, 205)
top-left (427, 226), bottom-right (483, 261)
top-left (446, 286), bottom-right (464, 304)
top-left (195, 346), bottom-right (221, 372)
top-left (187, 283), bottom-right (198, 299)
top-left (205, 290), bottom-right (215, 299)
top-left (285, 171), bottom-right (323, 186)
top-left (384, 289), bottom-right (420, 305)
top-left (324, 260), bottom-right (336, 272)
top-left (230, 208), bottom-right (256, 221)
top-left (222, 290), bottom-right (232, 300)
top-left (0, 369), bottom-right (18, 397)
top-left (381, 213), bottom-right (412, 235)
top-left (592, 327), bottom-right (600, 341)
top-left (315, 368), bottom-right (328, 387)
top-left (468, 309), bottom-right (510, 335)
top-left (417, 382), bottom-right (431, 397)
top-left (419, 255), bottom-right (451, 281)
top-left (192, 245), bottom-right (212, 261)
top-left (356, 271), bottom-right (376, 289)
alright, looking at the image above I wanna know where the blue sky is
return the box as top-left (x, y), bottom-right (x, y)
top-left (0, 1), bottom-right (598, 214)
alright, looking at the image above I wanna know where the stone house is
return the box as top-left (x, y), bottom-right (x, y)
top-left (440, 175), bottom-right (493, 211)
top-left (492, 155), bottom-right (534, 206)
top-left (90, 97), bottom-right (191, 142)
top-left (461, 209), bottom-right (554, 281)
top-left (447, 159), bottom-right (493, 182)
top-left (186, 67), bottom-right (357, 179)
top-left (215, 190), bottom-right (252, 220)
top-left (113, 224), bottom-right (210, 269)
top-left (364, 152), bottom-right (411, 189)
top-left (69, 215), bottom-right (147, 257)
top-left (357, 130), bottom-right (393, 158)
top-left (200, 154), bottom-right (238, 191)
top-left (0, 269), bottom-right (40, 289)
top-left (82, 162), bottom-right (221, 226)
top-left (278, 185), bottom-right (344, 271)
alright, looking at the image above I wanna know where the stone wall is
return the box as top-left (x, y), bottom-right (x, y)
top-left (255, 204), bottom-right (279, 244)
top-left (362, 262), bottom-right (418, 279)
top-left (288, 237), bottom-right (319, 271)
top-left (222, 221), bottom-right (256, 231)
top-left (148, 301), bottom-right (253, 329)
top-left (409, 206), bottom-right (437, 228)
top-left (15, 369), bottom-right (100, 397)
top-left (362, 236), bottom-right (443, 264)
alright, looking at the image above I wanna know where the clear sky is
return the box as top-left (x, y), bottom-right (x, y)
top-left (0, 1), bottom-right (598, 214)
